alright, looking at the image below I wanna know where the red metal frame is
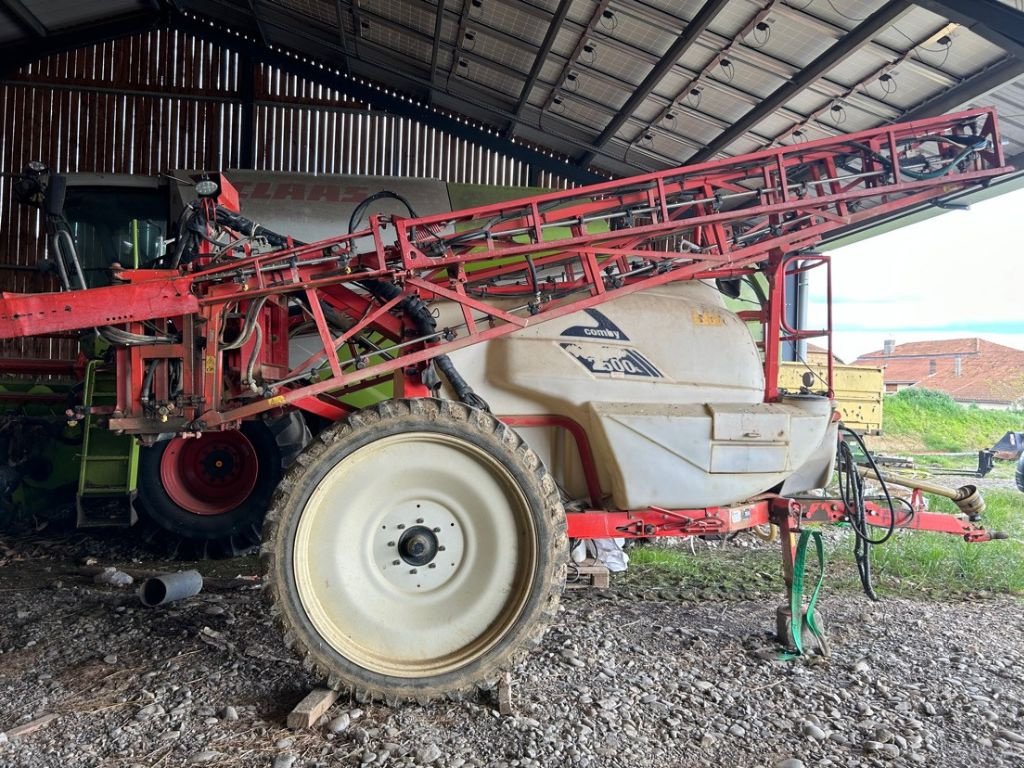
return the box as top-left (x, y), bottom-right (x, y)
top-left (563, 495), bottom-right (994, 542)
top-left (499, 415), bottom-right (604, 507)
top-left (0, 108), bottom-right (1013, 545)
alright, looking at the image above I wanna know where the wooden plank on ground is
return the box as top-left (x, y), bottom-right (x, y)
top-left (6, 713), bottom-right (59, 740)
top-left (565, 558), bottom-right (610, 590)
top-left (287, 689), bottom-right (339, 729)
top-left (497, 672), bottom-right (513, 716)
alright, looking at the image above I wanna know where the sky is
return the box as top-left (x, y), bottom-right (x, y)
top-left (807, 186), bottom-right (1024, 364)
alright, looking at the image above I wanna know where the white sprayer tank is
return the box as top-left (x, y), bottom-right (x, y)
top-left (448, 281), bottom-right (837, 510)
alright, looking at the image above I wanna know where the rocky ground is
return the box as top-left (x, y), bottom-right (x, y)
top-left (1, 532), bottom-right (1022, 768)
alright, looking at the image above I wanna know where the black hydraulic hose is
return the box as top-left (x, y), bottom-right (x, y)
top-left (140, 360), bottom-right (158, 408)
top-left (837, 438), bottom-right (877, 600)
top-left (169, 203), bottom-right (197, 268)
top-left (173, 204), bottom-right (294, 268)
top-left (347, 190), bottom-right (419, 235)
top-left (434, 355), bottom-right (490, 412)
top-left (98, 325), bottom-right (176, 346)
top-left (846, 137), bottom-right (983, 182)
top-left (359, 278), bottom-right (490, 412)
top-left (836, 425), bottom-right (898, 601)
top-left (222, 296), bottom-right (269, 351)
top-left (214, 207), bottom-right (292, 249)
top-left (243, 322), bottom-right (263, 391)
top-left (346, 192), bottom-right (491, 412)
top-left (842, 426), bottom-right (898, 545)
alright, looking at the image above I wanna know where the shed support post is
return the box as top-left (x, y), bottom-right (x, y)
top-left (239, 51), bottom-right (256, 169)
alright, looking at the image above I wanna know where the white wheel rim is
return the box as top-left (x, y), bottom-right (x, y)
top-left (293, 431), bottom-right (538, 678)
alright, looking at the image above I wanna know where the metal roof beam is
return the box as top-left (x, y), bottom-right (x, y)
top-left (247, 0), bottom-right (269, 47)
top-left (762, 21), bottom-right (960, 148)
top-left (325, 3), bottom-right (690, 139)
top-left (532, 3), bottom-right (893, 127)
top-left (198, 1), bottom-right (600, 155)
top-left (428, 0), bottom-right (444, 89)
top-left (0, 0), bottom-right (47, 37)
top-left (553, 90), bottom-right (709, 153)
top-left (338, 0), bottom-right (833, 150)
top-left (915, 0), bottom-right (1024, 61)
top-left (899, 56), bottom-right (1024, 121)
top-left (199, 0), bottom-right (415, 83)
top-left (334, 0), bottom-right (353, 74)
top-left (631, 2), bottom-right (784, 157)
top-left (576, 0), bottom-right (732, 166)
top-left (277, 19), bottom-right (681, 171)
top-left (688, 0), bottom-right (912, 162)
top-left (539, 0), bottom-right (613, 114)
top-left (334, 0), bottom-right (777, 155)
top-left (350, 25), bottom-right (711, 159)
top-left (509, 0), bottom-right (573, 132)
top-left (445, 1), bottom-right (472, 87)
top-left (335, 0), bottom-right (815, 137)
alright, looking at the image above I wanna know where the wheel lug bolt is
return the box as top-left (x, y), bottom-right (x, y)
top-left (392, 560), bottom-right (400, 566)
top-left (433, 527), bottom-right (441, 533)
top-left (387, 541), bottom-right (395, 547)
top-left (438, 545), bottom-right (446, 552)
top-left (428, 563), bottom-right (436, 569)
top-left (416, 518), bottom-right (424, 524)
top-left (409, 568), bottom-right (418, 575)
top-left (397, 524), bottom-right (405, 529)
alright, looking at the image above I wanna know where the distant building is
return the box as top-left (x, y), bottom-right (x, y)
top-left (803, 343), bottom-right (845, 366)
top-left (852, 338), bottom-right (1024, 409)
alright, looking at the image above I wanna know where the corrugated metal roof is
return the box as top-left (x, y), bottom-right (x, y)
top-left (2, 0), bottom-right (1024, 190)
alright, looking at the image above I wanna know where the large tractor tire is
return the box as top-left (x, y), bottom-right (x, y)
top-left (1016, 452), bottom-right (1024, 493)
top-left (138, 421), bottom-right (282, 557)
top-left (262, 398), bottom-right (567, 702)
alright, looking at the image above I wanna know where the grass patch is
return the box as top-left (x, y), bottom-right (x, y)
top-left (875, 388), bottom-right (1022, 453)
top-left (621, 542), bottom-right (783, 593)
top-left (850, 489), bottom-right (1024, 596)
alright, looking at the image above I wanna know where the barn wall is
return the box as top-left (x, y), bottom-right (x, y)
top-left (0, 27), bottom-right (570, 358)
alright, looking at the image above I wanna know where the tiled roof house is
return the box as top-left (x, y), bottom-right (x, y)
top-left (852, 338), bottom-right (1024, 409)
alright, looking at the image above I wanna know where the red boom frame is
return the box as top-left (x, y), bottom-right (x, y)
top-left (0, 107), bottom-right (1012, 547)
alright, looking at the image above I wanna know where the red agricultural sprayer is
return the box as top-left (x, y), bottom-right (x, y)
top-left (0, 107), bottom-right (1013, 700)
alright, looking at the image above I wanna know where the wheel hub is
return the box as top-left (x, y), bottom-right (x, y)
top-left (397, 526), bottom-right (438, 566)
top-left (372, 501), bottom-right (465, 592)
top-left (201, 449), bottom-right (236, 481)
top-left (160, 431), bottom-right (260, 516)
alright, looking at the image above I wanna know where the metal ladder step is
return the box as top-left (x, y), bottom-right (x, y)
top-left (76, 360), bottom-right (139, 528)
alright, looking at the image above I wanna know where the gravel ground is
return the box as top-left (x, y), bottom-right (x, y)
top-left (1, 534), bottom-right (1022, 768)
top-left (964, 472), bottom-right (1020, 495)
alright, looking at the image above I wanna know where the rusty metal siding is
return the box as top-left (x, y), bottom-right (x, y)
top-left (0, 28), bottom-right (572, 359)
top-left (252, 59), bottom-right (535, 185)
